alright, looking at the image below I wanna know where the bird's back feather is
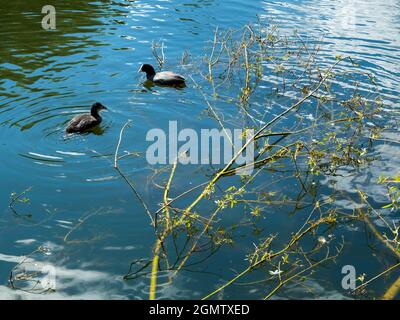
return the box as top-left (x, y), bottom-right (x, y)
top-left (65, 114), bottom-right (100, 133)
top-left (153, 71), bottom-right (186, 85)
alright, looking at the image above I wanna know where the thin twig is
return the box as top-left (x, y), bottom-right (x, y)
top-left (114, 121), bottom-right (154, 226)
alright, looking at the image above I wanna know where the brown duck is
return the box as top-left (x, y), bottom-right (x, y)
top-left (65, 102), bottom-right (107, 134)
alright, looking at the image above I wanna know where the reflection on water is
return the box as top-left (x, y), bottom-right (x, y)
top-left (0, 0), bottom-right (399, 299)
top-left (0, 245), bottom-right (132, 300)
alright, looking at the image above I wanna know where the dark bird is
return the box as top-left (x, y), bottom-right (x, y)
top-left (65, 102), bottom-right (107, 134)
top-left (139, 64), bottom-right (186, 86)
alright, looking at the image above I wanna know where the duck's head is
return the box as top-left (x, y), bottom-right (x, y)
top-left (139, 64), bottom-right (156, 76)
top-left (91, 102), bottom-right (107, 113)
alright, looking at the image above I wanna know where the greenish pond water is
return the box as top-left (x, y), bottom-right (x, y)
top-left (0, 0), bottom-right (399, 299)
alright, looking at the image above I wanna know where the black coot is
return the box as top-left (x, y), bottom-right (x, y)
top-left (139, 64), bottom-right (186, 86)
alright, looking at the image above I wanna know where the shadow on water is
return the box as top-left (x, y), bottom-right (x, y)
top-left (64, 125), bottom-right (106, 137)
top-left (142, 80), bottom-right (187, 91)
top-left (0, 1), bottom-right (110, 78)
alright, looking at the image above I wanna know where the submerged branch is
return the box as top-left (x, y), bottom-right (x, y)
top-left (114, 121), bottom-right (154, 226)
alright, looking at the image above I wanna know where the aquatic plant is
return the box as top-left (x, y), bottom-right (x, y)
top-left (110, 19), bottom-right (400, 300)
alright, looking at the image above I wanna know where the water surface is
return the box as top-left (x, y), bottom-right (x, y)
top-left (0, 0), bottom-right (399, 299)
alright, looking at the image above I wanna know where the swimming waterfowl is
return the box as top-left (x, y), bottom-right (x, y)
top-left (139, 64), bottom-right (186, 86)
top-left (65, 102), bottom-right (107, 134)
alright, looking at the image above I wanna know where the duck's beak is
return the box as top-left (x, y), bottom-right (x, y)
top-left (102, 105), bottom-right (108, 111)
